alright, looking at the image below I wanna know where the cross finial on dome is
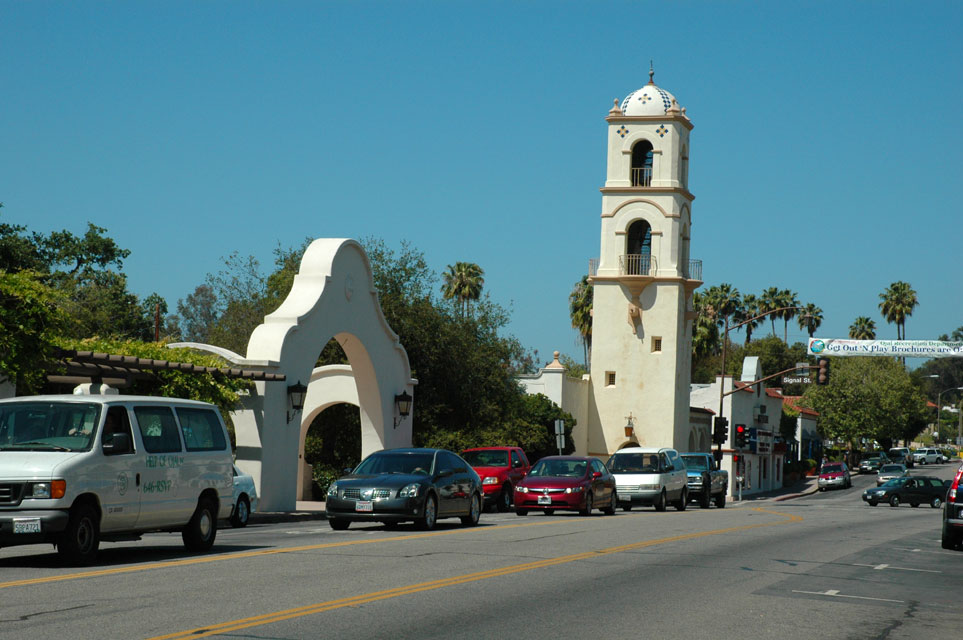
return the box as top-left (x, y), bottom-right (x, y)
top-left (648, 60), bottom-right (654, 85)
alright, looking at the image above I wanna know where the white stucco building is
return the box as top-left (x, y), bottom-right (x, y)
top-left (521, 71), bottom-right (703, 456)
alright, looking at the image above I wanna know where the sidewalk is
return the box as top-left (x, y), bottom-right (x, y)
top-left (248, 500), bottom-right (327, 525)
top-left (730, 476), bottom-right (819, 504)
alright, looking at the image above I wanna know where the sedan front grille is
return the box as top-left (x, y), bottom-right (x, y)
top-left (341, 488), bottom-right (392, 500)
top-left (527, 487), bottom-right (565, 494)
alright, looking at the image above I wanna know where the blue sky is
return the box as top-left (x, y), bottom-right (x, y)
top-left (2, 1), bottom-right (960, 367)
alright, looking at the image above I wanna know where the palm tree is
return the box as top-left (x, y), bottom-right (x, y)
top-left (760, 287), bottom-right (782, 337)
top-left (779, 289), bottom-right (800, 343)
top-left (735, 293), bottom-right (763, 345)
top-left (849, 316), bottom-right (877, 339)
top-left (878, 281), bottom-right (918, 339)
top-left (691, 291), bottom-right (721, 358)
top-left (442, 262), bottom-right (484, 317)
top-left (797, 303), bottom-right (823, 338)
top-left (703, 283), bottom-right (741, 350)
top-left (569, 276), bottom-right (593, 366)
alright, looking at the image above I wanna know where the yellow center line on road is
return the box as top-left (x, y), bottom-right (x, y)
top-left (0, 518), bottom-right (573, 590)
top-left (150, 508), bottom-right (802, 640)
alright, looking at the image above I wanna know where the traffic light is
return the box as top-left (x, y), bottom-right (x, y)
top-left (734, 423), bottom-right (748, 448)
top-left (816, 357), bottom-right (831, 386)
top-left (713, 416), bottom-right (729, 445)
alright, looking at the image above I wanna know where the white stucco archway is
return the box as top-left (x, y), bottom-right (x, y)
top-left (178, 238), bottom-right (415, 512)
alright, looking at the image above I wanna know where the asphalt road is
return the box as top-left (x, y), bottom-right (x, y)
top-left (1, 464), bottom-right (960, 640)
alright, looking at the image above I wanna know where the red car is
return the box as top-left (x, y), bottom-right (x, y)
top-left (513, 455), bottom-right (617, 516)
top-left (461, 446), bottom-right (530, 512)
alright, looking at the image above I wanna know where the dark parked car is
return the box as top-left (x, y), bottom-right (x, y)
top-left (461, 446), bottom-right (530, 512)
top-left (514, 456), bottom-right (617, 516)
top-left (325, 448), bottom-right (483, 530)
top-left (942, 463), bottom-right (963, 550)
top-left (862, 476), bottom-right (948, 508)
top-left (858, 455), bottom-right (889, 474)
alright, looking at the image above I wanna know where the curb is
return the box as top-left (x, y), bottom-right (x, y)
top-left (248, 510), bottom-right (327, 525)
top-left (773, 483), bottom-right (819, 502)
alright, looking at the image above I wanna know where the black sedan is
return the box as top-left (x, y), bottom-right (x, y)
top-left (862, 476), bottom-right (949, 508)
top-left (325, 448), bottom-right (483, 530)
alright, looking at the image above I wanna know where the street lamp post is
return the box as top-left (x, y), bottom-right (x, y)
top-left (715, 306), bottom-right (808, 470)
top-left (937, 386), bottom-right (963, 446)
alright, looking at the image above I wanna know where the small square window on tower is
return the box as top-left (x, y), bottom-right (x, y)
top-left (606, 371), bottom-right (616, 387)
top-left (652, 337), bottom-right (663, 353)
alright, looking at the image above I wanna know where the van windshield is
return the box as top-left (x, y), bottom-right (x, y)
top-left (0, 402), bottom-right (101, 452)
top-left (608, 453), bottom-right (660, 473)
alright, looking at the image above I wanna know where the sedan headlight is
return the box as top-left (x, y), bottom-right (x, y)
top-left (326, 483), bottom-right (339, 498)
top-left (517, 486), bottom-right (529, 493)
top-left (399, 483), bottom-right (421, 498)
top-left (482, 476), bottom-right (499, 485)
top-left (565, 486), bottom-right (584, 494)
top-left (26, 480), bottom-right (65, 499)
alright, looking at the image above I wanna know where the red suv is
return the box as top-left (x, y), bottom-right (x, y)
top-left (942, 463), bottom-right (963, 550)
top-left (461, 447), bottom-right (530, 512)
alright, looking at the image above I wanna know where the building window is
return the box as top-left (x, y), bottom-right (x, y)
top-left (606, 372), bottom-right (616, 387)
top-left (681, 144), bottom-right (689, 188)
top-left (623, 220), bottom-right (652, 275)
top-left (631, 140), bottom-right (654, 186)
top-left (652, 337), bottom-right (662, 352)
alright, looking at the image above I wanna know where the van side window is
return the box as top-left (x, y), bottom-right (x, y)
top-left (102, 407), bottom-right (134, 455)
top-left (175, 408), bottom-right (227, 452)
top-left (134, 407), bottom-right (183, 453)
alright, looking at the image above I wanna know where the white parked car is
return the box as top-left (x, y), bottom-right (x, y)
top-left (606, 447), bottom-right (688, 512)
top-left (0, 395), bottom-right (234, 565)
top-left (913, 448), bottom-right (941, 465)
top-left (230, 464), bottom-right (258, 527)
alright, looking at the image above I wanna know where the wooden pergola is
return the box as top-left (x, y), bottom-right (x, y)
top-left (48, 349), bottom-right (286, 388)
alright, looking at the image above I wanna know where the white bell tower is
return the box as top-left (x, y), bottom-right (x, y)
top-left (587, 68), bottom-right (702, 454)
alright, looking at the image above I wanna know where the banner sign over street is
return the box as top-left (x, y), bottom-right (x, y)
top-left (808, 338), bottom-right (963, 358)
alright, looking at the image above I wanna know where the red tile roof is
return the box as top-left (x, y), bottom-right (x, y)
top-left (781, 395), bottom-right (820, 417)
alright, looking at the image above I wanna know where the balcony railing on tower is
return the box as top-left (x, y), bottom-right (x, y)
top-left (631, 167), bottom-right (652, 187)
top-left (589, 257), bottom-right (703, 281)
top-left (619, 254), bottom-right (655, 276)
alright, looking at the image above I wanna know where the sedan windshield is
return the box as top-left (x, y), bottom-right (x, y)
top-left (879, 465), bottom-right (904, 473)
top-left (821, 464), bottom-right (844, 473)
top-left (881, 477), bottom-right (909, 488)
top-left (461, 450), bottom-right (508, 467)
top-left (529, 459), bottom-right (588, 478)
top-left (353, 452), bottom-right (434, 476)
top-left (0, 402), bottom-right (100, 452)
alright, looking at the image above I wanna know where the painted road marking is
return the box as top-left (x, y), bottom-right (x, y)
top-left (792, 589), bottom-right (904, 603)
top-left (852, 563), bottom-right (940, 573)
top-left (148, 508), bottom-right (802, 640)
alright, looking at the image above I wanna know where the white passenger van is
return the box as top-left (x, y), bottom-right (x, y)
top-left (607, 446), bottom-right (688, 512)
top-left (0, 395), bottom-right (233, 564)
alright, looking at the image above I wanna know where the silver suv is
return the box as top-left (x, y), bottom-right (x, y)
top-left (913, 448), bottom-right (941, 465)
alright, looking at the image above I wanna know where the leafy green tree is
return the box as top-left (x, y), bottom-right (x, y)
top-left (849, 316), bottom-right (876, 339)
top-left (802, 357), bottom-right (928, 450)
top-left (798, 303), bottom-right (823, 338)
top-left (558, 353), bottom-right (588, 379)
top-left (174, 285), bottom-right (219, 343)
top-left (879, 281), bottom-right (918, 339)
top-left (441, 262), bottom-right (484, 317)
top-left (569, 275), bottom-right (593, 366)
top-left (0, 271), bottom-right (67, 393)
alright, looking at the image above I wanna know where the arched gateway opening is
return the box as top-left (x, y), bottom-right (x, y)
top-left (177, 239), bottom-right (415, 511)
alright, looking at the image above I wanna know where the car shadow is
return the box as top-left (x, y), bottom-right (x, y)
top-left (0, 542), bottom-right (271, 570)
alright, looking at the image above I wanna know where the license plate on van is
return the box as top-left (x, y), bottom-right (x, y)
top-left (14, 518), bottom-right (41, 534)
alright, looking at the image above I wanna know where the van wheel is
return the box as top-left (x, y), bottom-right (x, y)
top-left (182, 497), bottom-right (218, 551)
top-left (58, 504), bottom-right (100, 566)
top-left (230, 495), bottom-right (250, 528)
top-left (654, 490), bottom-right (667, 512)
top-left (674, 489), bottom-right (688, 511)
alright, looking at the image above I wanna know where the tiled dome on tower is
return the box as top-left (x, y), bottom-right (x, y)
top-left (619, 67), bottom-right (681, 116)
